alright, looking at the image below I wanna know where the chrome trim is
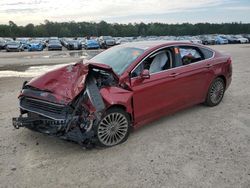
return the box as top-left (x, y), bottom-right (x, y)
top-left (19, 106), bottom-right (65, 121)
top-left (24, 97), bottom-right (65, 107)
top-left (130, 44), bottom-right (215, 79)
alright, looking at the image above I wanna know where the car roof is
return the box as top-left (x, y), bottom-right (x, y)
top-left (119, 40), bottom-right (193, 50)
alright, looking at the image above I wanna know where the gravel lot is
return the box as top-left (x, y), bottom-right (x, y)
top-left (0, 44), bottom-right (250, 188)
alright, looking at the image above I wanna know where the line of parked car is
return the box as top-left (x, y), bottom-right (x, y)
top-left (152, 34), bottom-right (250, 45)
top-left (0, 34), bottom-right (249, 52)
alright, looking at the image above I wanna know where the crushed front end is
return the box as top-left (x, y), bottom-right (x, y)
top-left (12, 62), bottom-right (118, 146)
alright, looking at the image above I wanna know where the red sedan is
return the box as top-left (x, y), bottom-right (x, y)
top-left (13, 41), bottom-right (232, 147)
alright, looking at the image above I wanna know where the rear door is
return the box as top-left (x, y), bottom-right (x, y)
top-left (175, 45), bottom-right (214, 105)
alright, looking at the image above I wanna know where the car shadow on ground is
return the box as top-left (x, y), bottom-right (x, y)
top-left (131, 104), bottom-right (206, 134)
top-left (19, 103), bottom-right (207, 154)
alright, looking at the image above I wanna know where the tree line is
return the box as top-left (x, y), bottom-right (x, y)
top-left (0, 20), bottom-right (250, 38)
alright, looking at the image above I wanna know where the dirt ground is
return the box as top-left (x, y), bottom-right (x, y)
top-left (0, 45), bottom-right (250, 188)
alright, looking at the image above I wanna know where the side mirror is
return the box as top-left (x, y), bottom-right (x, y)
top-left (140, 69), bottom-right (150, 79)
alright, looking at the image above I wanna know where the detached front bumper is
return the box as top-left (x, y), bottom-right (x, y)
top-left (13, 74), bottom-right (105, 146)
top-left (12, 116), bottom-right (66, 134)
top-left (12, 115), bottom-right (95, 145)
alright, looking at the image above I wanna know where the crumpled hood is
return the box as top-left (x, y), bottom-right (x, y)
top-left (24, 60), bottom-right (118, 104)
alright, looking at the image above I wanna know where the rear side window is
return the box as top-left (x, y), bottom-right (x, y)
top-left (200, 48), bottom-right (214, 59)
top-left (179, 47), bottom-right (204, 65)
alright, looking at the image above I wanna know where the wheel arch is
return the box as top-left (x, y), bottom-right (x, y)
top-left (216, 75), bottom-right (226, 86)
top-left (204, 75), bottom-right (226, 106)
top-left (106, 104), bottom-right (133, 124)
top-left (204, 74), bottom-right (227, 103)
top-left (100, 87), bottom-right (134, 125)
top-left (106, 104), bottom-right (134, 127)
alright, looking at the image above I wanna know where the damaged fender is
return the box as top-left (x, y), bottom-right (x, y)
top-left (100, 87), bottom-right (133, 118)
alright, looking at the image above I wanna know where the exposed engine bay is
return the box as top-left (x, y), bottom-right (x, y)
top-left (91, 68), bottom-right (117, 88)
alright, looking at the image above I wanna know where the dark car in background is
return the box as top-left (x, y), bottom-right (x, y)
top-left (221, 35), bottom-right (240, 44)
top-left (48, 39), bottom-right (62, 51)
top-left (61, 38), bottom-right (70, 48)
top-left (200, 35), bottom-right (216, 45)
top-left (0, 38), bottom-right (6, 49)
top-left (6, 41), bottom-right (24, 52)
top-left (66, 40), bottom-right (82, 50)
top-left (16, 38), bottom-right (30, 49)
top-left (99, 36), bottom-right (116, 49)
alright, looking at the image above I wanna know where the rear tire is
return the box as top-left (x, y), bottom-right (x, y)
top-left (95, 108), bottom-right (130, 147)
top-left (205, 77), bottom-right (225, 107)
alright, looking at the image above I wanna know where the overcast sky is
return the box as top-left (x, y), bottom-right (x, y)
top-left (0, 0), bottom-right (250, 25)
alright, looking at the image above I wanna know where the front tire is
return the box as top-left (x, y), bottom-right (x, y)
top-left (205, 77), bottom-right (225, 106)
top-left (96, 108), bottom-right (130, 147)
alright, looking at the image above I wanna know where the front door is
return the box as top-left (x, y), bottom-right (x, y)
top-left (130, 47), bottom-right (184, 126)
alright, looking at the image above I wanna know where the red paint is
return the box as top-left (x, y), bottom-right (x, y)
top-left (27, 61), bottom-right (88, 104)
top-left (23, 41), bottom-right (232, 128)
top-left (100, 87), bottom-right (133, 115)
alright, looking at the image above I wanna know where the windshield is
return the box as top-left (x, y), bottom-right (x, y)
top-left (103, 36), bottom-right (112, 40)
top-left (49, 40), bottom-right (60, 44)
top-left (91, 46), bottom-right (144, 75)
top-left (8, 42), bottom-right (19, 45)
top-left (69, 40), bottom-right (77, 43)
top-left (30, 40), bottom-right (40, 43)
top-left (16, 39), bottom-right (27, 42)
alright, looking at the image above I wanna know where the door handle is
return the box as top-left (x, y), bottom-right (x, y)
top-left (169, 73), bottom-right (180, 77)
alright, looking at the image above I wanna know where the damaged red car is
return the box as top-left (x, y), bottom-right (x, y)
top-left (13, 41), bottom-right (232, 147)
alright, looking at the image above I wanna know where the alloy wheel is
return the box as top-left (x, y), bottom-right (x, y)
top-left (210, 80), bottom-right (224, 104)
top-left (97, 112), bottom-right (129, 146)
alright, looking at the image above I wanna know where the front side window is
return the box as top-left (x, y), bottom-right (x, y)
top-left (131, 48), bottom-right (173, 78)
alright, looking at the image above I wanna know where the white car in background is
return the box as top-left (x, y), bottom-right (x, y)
top-left (235, 35), bottom-right (249, 43)
top-left (189, 36), bottom-right (203, 44)
top-left (176, 36), bottom-right (202, 44)
top-left (115, 38), bottom-right (132, 45)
